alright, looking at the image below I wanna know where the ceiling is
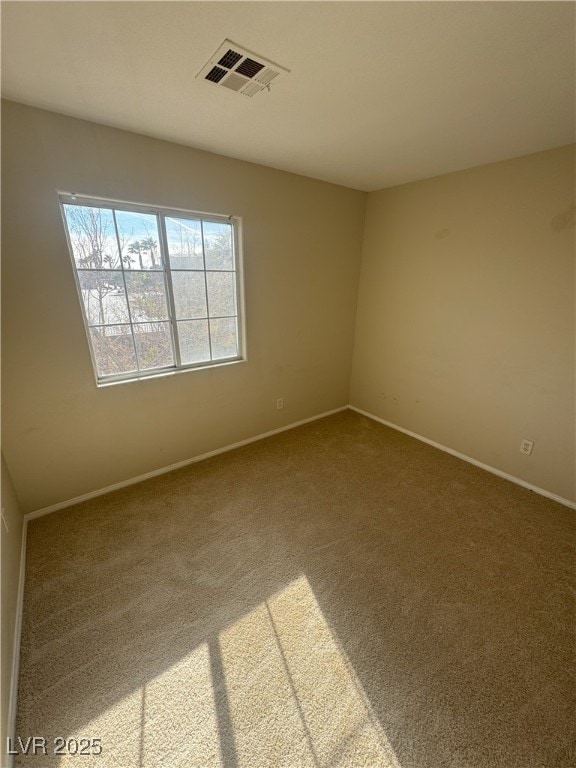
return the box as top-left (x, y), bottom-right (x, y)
top-left (1, 1), bottom-right (574, 191)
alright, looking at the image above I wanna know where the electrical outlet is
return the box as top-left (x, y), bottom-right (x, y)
top-left (276, 398), bottom-right (284, 410)
top-left (520, 439), bottom-right (534, 456)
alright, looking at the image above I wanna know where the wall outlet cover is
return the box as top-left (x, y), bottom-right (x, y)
top-left (520, 439), bottom-right (534, 456)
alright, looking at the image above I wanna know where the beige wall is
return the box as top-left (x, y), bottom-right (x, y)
top-left (3, 101), bottom-right (574, 511)
top-left (1, 101), bottom-right (366, 512)
top-left (351, 145), bottom-right (576, 502)
top-left (1, 454), bottom-right (24, 765)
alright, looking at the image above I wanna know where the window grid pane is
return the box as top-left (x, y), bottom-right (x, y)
top-left (200, 220), bottom-right (213, 361)
top-left (178, 319), bottom-right (211, 365)
top-left (89, 325), bottom-right (138, 377)
top-left (110, 209), bottom-right (170, 373)
top-left (172, 271), bottom-right (208, 320)
top-left (125, 271), bottom-right (170, 323)
top-left (115, 210), bottom-right (163, 271)
top-left (133, 321), bottom-right (175, 370)
top-left (206, 271), bottom-right (237, 318)
top-left (110, 209), bottom-right (140, 368)
top-left (166, 315), bottom-right (237, 323)
top-left (62, 198), bottom-right (241, 381)
top-left (63, 205), bottom-right (120, 269)
top-left (210, 316), bottom-right (239, 360)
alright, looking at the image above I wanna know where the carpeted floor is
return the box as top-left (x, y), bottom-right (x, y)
top-left (14, 410), bottom-right (575, 767)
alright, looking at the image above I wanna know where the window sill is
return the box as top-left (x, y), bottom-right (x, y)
top-left (95, 357), bottom-right (246, 388)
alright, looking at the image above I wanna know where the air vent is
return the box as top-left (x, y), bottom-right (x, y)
top-left (218, 49), bottom-right (242, 69)
top-left (205, 66), bottom-right (227, 84)
top-left (235, 57), bottom-right (265, 78)
top-left (197, 39), bottom-right (289, 98)
top-left (221, 73), bottom-right (246, 92)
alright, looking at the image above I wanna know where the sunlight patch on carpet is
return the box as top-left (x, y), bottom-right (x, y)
top-left (60, 644), bottom-right (222, 767)
top-left (59, 576), bottom-right (400, 767)
top-left (219, 574), bottom-right (401, 767)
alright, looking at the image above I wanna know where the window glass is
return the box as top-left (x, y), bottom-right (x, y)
top-left (61, 198), bottom-right (242, 383)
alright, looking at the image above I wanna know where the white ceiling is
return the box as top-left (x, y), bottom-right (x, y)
top-left (2, 1), bottom-right (574, 191)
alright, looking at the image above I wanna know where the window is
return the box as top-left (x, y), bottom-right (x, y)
top-left (60, 195), bottom-right (244, 384)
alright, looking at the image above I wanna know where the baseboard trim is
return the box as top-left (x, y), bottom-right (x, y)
top-left (349, 405), bottom-right (576, 510)
top-left (5, 518), bottom-right (28, 768)
top-left (27, 403), bottom-right (575, 520)
top-left (26, 406), bottom-right (349, 522)
top-left (9, 401), bottom-right (573, 753)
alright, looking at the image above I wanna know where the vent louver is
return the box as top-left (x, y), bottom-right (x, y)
top-left (235, 57), bottom-right (265, 78)
top-left (205, 66), bottom-right (227, 84)
top-left (218, 49), bottom-right (242, 69)
top-left (197, 39), bottom-right (289, 98)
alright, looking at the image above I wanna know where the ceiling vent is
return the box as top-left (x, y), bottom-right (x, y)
top-left (197, 40), bottom-right (289, 98)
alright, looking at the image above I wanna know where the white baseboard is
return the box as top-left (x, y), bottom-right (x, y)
top-left (5, 519), bottom-right (28, 768)
top-left (8, 405), bottom-right (347, 758)
top-left (26, 406), bottom-right (349, 522)
top-left (9, 401), bottom-right (573, 756)
top-left (349, 405), bottom-right (576, 510)
top-left (25, 401), bottom-right (576, 522)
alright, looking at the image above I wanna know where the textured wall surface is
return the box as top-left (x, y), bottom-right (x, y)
top-left (1, 101), bottom-right (366, 512)
top-left (15, 412), bottom-right (576, 768)
top-left (1, 455), bottom-right (24, 767)
top-left (351, 145), bottom-right (575, 502)
top-left (2, 102), bottom-right (574, 510)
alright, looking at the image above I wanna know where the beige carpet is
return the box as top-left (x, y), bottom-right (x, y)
top-left (15, 410), bottom-right (575, 767)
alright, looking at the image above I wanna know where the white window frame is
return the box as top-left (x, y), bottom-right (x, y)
top-left (59, 193), bottom-right (246, 386)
